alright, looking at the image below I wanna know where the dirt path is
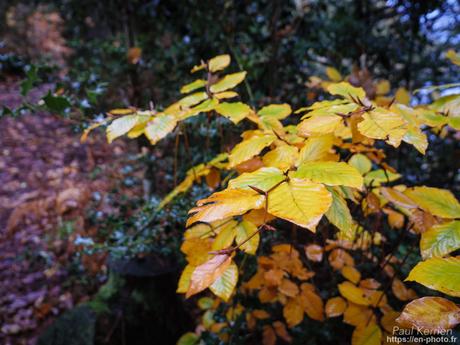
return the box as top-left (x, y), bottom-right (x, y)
top-left (0, 80), bottom-right (135, 344)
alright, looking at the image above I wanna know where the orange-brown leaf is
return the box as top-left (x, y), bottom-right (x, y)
top-left (325, 296), bottom-right (347, 318)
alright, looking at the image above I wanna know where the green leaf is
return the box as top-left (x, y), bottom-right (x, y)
top-left (258, 104), bottom-right (292, 120)
top-left (215, 102), bottom-right (252, 124)
top-left (178, 91), bottom-right (209, 107)
top-left (364, 169), bottom-right (401, 185)
top-left (420, 221), bottom-right (460, 259)
top-left (228, 167), bottom-right (285, 192)
top-left (406, 256), bottom-right (460, 297)
top-left (20, 65), bottom-right (40, 96)
top-left (177, 332), bottom-right (201, 345)
top-left (404, 186), bottom-right (460, 219)
top-left (43, 91), bottom-right (71, 113)
top-left (293, 161), bottom-right (363, 188)
top-left (210, 71), bottom-right (247, 93)
top-left (210, 262), bottom-right (238, 301)
top-left (212, 221), bottom-right (238, 251)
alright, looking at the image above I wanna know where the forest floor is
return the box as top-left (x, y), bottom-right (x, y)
top-left (0, 79), bottom-right (137, 345)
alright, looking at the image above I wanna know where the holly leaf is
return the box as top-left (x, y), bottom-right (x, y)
top-left (186, 254), bottom-right (231, 298)
top-left (405, 256), bottom-right (460, 297)
top-left (267, 178), bottom-right (332, 231)
top-left (396, 297), bottom-right (460, 331)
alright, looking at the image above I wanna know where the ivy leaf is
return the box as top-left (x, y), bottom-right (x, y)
top-left (180, 79), bottom-right (206, 94)
top-left (405, 256), bottom-right (460, 297)
top-left (258, 104), bottom-right (292, 120)
top-left (327, 82), bottom-right (366, 101)
top-left (293, 161), bottom-right (363, 188)
top-left (107, 115), bottom-right (138, 143)
top-left (187, 189), bottom-right (265, 226)
top-left (235, 221), bottom-right (260, 255)
top-left (325, 297), bottom-right (347, 318)
top-left (186, 254), bottom-right (231, 298)
top-left (228, 167), bottom-right (285, 192)
top-left (267, 178), bottom-right (332, 231)
top-left (404, 186), bottom-right (460, 219)
top-left (396, 297), bottom-right (460, 331)
top-left (215, 102), bottom-right (252, 124)
top-left (208, 54), bottom-right (231, 73)
top-left (144, 114), bottom-right (177, 145)
top-left (210, 71), bottom-right (247, 93)
top-left (209, 262), bottom-right (238, 301)
top-left (421, 221), bottom-right (460, 259)
top-left (228, 133), bottom-right (276, 168)
top-left (351, 323), bottom-right (382, 345)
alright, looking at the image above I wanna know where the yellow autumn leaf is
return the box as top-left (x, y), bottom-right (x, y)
top-left (228, 167), bottom-right (285, 192)
top-left (209, 262), bottom-right (238, 301)
top-left (297, 114), bottom-right (343, 136)
top-left (357, 108), bottom-right (407, 141)
top-left (258, 104), bottom-right (292, 120)
top-left (343, 303), bottom-right (375, 327)
top-left (235, 221), bottom-right (260, 255)
top-left (215, 102), bottom-right (252, 124)
top-left (187, 189), bottom-right (265, 226)
top-left (348, 154), bottom-right (372, 175)
top-left (325, 296), bottom-right (347, 318)
top-left (396, 297), bottom-right (460, 331)
top-left (180, 79), bottom-right (207, 94)
top-left (212, 220), bottom-right (238, 251)
top-left (293, 161), bottom-right (363, 188)
top-left (186, 254), bottom-right (231, 298)
top-left (305, 244), bottom-right (323, 262)
top-left (262, 145), bottom-right (299, 171)
top-left (327, 82), bottom-right (366, 101)
top-left (144, 113), bottom-right (177, 145)
top-left (106, 114), bottom-right (138, 143)
top-left (210, 71), bottom-right (247, 93)
top-left (178, 91), bottom-right (209, 107)
top-left (214, 91), bottom-right (239, 100)
top-left (405, 256), bottom-right (460, 297)
top-left (376, 80), bottom-right (390, 95)
top-left (283, 297), bottom-right (304, 328)
top-left (228, 133), bottom-right (276, 168)
top-left (351, 323), bottom-right (382, 345)
top-left (420, 220), bottom-right (460, 259)
top-left (338, 281), bottom-right (371, 306)
top-left (208, 54), bottom-right (231, 73)
top-left (267, 178), bottom-right (332, 231)
top-left (325, 188), bottom-right (352, 235)
top-left (404, 186), bottom-right (460, 219)
top-left (342, 266), bottom-right (361, 284)
top-left (380, 187), bottom-right (417, 209)
top-left (395, 87), bottom-right (410, 105)
top-left (299, 288), bottom-right (324, 321)
top-left (326, 67), bottom-right (342, 82)
top-left (177, 264), bottom-right (196, 293)
top-left (296, 134), bottom-right (335, 164)
top-left (262, 325), bottom-right (276, 345)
